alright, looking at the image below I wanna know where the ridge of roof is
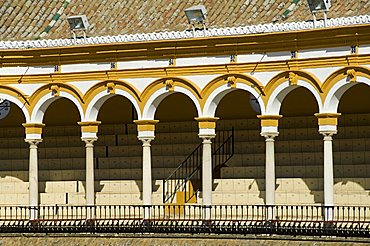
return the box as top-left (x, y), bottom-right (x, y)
top-left (1, 15), bottom-right (369, 50)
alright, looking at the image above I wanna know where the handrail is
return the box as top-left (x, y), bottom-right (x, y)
top-left (0, 204), bottom-right (369, 237)
top-left (163, 128), bottom-right (234, 204)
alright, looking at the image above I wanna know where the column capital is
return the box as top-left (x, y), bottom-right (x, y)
top-left (320, 130), bottom-right (337, 140)
top-left (260, 132), bottom-right (279, 140)
top-left (81, 137), bottom-right (98, 147)
top-left (25, 139), bottom-right (42, 146)
top-left (198, 134), bottom-right (216, 142)
top-left (138, 136), bottom-right (155, 146)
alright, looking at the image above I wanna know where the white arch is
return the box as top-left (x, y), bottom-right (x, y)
top-left (323, 76), bottom-right (370, 113)
top-left (84, 89), bottom-right (141, 121)
top-left (142, 86), bottom-right (202, 120)
top-left (0, 94), bottom-right (30, 123)
top-left (266, 80), bottom-right (323, 115)
top-left (203, 83), bottom-right (266, 117)
top-left (31, 91), bottom-right (84, 123)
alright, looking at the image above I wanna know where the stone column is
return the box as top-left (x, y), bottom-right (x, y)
top-left (261, 132), bottom-right (278, 206)
top-left (257, 115), bottom-right (282, 220)
top-left (315, 113), bottom-right (340, 221)
top-left (82, 138), bottom-right (97, 206)
top-left (23, 123), bottom-right (45, 221)
top-left (78, 121), bottom-right (100, 219)
top-left (195, 117), bottom-right (218, 221)
top-left (134, 120), bottom-right (158, 220)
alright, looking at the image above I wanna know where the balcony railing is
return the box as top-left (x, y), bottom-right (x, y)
top-left (0, 205), bottom-right (368, 237)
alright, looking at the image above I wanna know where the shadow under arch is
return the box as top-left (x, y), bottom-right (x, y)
top-left (334, 83), bottom-right (370, 205)
top-left (213, 89), bottom-right (265, 205)
top-left (202, 73), bottom-right (265, 117)
top-left (277, 87), bottom-right (323, 205)
top-left (141, 77), bottom-right (202, 120)
top-left (147, 92), bottom-right (201, 202)
top-left (38, 97), bottom-right (83, 204)
top-left (0, 99), bottom-right (28, 192)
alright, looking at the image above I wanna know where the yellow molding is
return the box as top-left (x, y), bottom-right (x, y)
top-left (195, 117), bottom-right (219, 129)
top-left (22, 123), bottom-right (45, 134)
top-left (134, 120), bottom-right (159, 132)
top-left (1, 55), bottom-right (370, 85)
top-left (140, 77), bottom-right (202, 112)
top-left (315, 113), bottom-right (341, 126)
top-left (257, 115), bottom-right (283, 127)
top-left (78, 121), bottom-right (101, 133)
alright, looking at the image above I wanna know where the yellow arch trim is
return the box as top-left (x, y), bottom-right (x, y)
top-left (140, 77), bottom-right (202, 112)
top-left (28, 83), bottom-right (84, 114)
top-left (322, 66), bottom-right (370, 101)
top-left (264, 70), bottom-right (323, 105)
top-left (84, 79), bottom-right (141, 111)
top-left (201, 73), bottom-right (265, 108)
top-left (0, 85), bottom-right (31, 117)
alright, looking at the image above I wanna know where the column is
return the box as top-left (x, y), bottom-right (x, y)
top-left (23, 123), bottom-right (45, 221)
top-left (257, 115), bottom-right (281, 220)
top-left (315, 113), bottom-right (340, 221)
top-left (134, 120), bottom-right (158, 220)
top-left (78, 121), bottom-right (100, 219)
top-left (82, 138), bottom-right (97, 206)
top-left (261, 132), bottom-right (278, 206)
top-left (195, 117), bottom-right (218, 221)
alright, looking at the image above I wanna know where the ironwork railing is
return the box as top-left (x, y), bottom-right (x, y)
top-left (163, 129), bottom-right (234, 204)
top-left (0, 205), bottom-right (368, 237)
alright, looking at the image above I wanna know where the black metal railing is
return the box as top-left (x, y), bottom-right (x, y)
top-left (212, 128), bottom-right (234, 178)
top-left (163, 129), bottom-right (234, 204)
top-left (162, 143), bottom-right (203, 204)
top-left (0, 205), bottom-right (368, 237)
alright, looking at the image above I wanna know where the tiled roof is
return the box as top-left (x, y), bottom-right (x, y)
top-left (1, 0), bottom-right (369, 41)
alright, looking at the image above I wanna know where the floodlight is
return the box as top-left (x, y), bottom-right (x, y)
top-left (67, 15), bottom-right (90, 31)
top-left (306, 0), bottom-right (331, 27)
top-left (307, 0), bottom-right (331, 13)
top-left (184, 5), bottom-right (207, 24)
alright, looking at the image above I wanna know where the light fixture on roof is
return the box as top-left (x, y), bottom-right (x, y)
top-left (306, 0), bottom-right (331, 28)
top-left (67, 15), bottom-right (90, 40)
top-left (184, 5), bottom-right (207, 36)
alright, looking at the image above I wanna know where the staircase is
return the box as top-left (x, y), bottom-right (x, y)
top-left (162, 128), bottom-right (234, 204)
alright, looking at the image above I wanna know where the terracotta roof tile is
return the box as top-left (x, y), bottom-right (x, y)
top-left (0, 0), bottom-right (369, 41)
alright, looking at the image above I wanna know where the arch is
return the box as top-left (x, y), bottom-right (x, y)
top-left (141, 77), bottom-right (202, 119)
top-left (323, 67), bottom-right (370, 113)
top-left (30, 84), bottom-right (84, 123)
top-left (84, 80), bottom-right (141, 121)
top-left (202, 74), bottom-right (265, 117)
top-left (265, 71), bottom-right (323, 115)
top-left (0, 86), bottom-right (30, 122)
